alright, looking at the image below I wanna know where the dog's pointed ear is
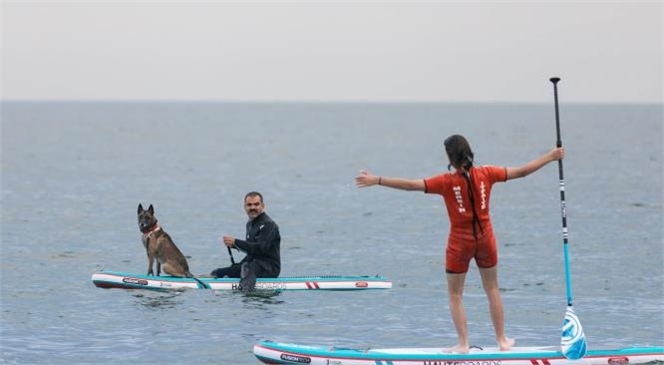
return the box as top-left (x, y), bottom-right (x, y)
top-left (148, 204), bottom-right (154, 215)
top-left (138, 203), bottom-right (144, 214)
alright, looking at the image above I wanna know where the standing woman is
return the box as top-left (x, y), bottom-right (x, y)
top-left (355, 134), bottom-right (564, 353)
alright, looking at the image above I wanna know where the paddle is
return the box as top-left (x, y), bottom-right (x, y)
top-left (549, 77), bottom-right (587, 360)
top-left (227, 246), bottom-right (236, 265)
top-left (191, 274), bottom-right (211, 289)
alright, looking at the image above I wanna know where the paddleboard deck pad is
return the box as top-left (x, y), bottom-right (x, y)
top-left (91, 270), bottom-right (392, 291)
top-left (253, 340), bottom-right (664, 365)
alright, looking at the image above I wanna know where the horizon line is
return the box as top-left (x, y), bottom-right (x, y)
top-left (2, 99), bottom-right (661, 106)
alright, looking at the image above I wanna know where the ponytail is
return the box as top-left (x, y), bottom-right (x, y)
top-left (461, 170), bottom-right (484, 242)
top-left (445, 134), bottom-right (482, 242)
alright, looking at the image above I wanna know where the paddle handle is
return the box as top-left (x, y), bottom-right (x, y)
top-left (550, 77), bottom-right (573, 306)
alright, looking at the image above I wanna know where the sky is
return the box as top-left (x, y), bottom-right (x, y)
top-left (1, 1), bottom-right (662, 103)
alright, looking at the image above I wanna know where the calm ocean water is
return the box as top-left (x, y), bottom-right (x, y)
top-left (1, 102), bottom-right (662, 364)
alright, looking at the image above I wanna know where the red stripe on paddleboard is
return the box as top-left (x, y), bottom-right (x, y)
top-left (305, 282), bottom-right (320, 289)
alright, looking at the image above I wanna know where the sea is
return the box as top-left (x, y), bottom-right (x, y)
top-left (1, 101), bottom-right (662, 365)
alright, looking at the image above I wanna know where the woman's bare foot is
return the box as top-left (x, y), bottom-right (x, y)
top-left (498, 337), bottom-right (515, 351)
top-left (443, 344), bottom-right (470, 354)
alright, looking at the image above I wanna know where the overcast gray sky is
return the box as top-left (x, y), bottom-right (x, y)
top-left (1, 1), bottom-right (662, 103)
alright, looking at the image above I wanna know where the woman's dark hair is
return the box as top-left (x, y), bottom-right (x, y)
top-left (444, 134), bottom-right (483, 241)
top-left (444, 134), bottom-right (474, 170)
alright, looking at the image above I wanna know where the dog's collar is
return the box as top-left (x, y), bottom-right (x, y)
top-left (141, 224), bottom-right (160, 234)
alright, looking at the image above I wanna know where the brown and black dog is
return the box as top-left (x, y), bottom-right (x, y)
top-left (137, 204), bottom-right (210, 288)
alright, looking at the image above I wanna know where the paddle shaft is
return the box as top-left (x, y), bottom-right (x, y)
top-left (550, 77), bottom-right (573, 306)
top-left (191, 274), bottom-right (211, 289)
top-left (228, 246), bottom-right (236, 265)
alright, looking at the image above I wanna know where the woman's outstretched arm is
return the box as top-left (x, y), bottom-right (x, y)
top-left (355, 170), bottom-right (425, 191)
top-left (506, 147), bottom-right (564, 180)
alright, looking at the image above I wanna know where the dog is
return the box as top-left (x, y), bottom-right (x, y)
top-left (137, 204), bottom-right (210, 289)
top-left (137, 203), bottom-right (191, 277)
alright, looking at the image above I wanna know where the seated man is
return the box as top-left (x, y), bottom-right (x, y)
top-left (210, 191), bottom-right (281, 291)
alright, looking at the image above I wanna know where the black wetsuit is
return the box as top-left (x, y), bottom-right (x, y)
top-left (211, 212), bottom-right (281, 279)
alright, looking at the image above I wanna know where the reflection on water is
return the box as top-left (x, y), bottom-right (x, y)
top-left (133, 291), bottom-right (186, 310)
top-left (130, 286), bottom-right (285, 312)
top-left (242, 290), bottom-right (285, 306)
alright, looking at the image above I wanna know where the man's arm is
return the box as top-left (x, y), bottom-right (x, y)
top-left (233, 220), bottom-right (280, 255)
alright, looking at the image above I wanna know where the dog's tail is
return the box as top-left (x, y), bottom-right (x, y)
top-left (186, 272), bottom-right (211, 289)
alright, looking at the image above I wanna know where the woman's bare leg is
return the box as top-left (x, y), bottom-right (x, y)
top-left (478, 266), bottom-right (514, 351)
top-left (445, 272), bottom-right (470, 353)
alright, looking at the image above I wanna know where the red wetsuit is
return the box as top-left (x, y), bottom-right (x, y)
top-left (424, 166), bottom-right (507, 273)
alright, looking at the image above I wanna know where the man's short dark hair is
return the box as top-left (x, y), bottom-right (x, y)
top-left (245, 191), bottom-right (263, 204)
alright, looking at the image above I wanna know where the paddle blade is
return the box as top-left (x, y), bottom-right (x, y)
top-left (561, 306), bottom-right (587, 360)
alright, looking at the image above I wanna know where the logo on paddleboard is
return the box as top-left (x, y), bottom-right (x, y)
top-left (608, 357), bottom-right (629, 365)
top-left (122, 277), bottom-right (148, 286)
top-left (231, 283), bottom-right (287, 290)
top-left (355, 281), bottom-right (368, 288)
top-left (280, 353), bottom-right (311, 363)
top-left (424, 361), bottom-right (502, 365)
